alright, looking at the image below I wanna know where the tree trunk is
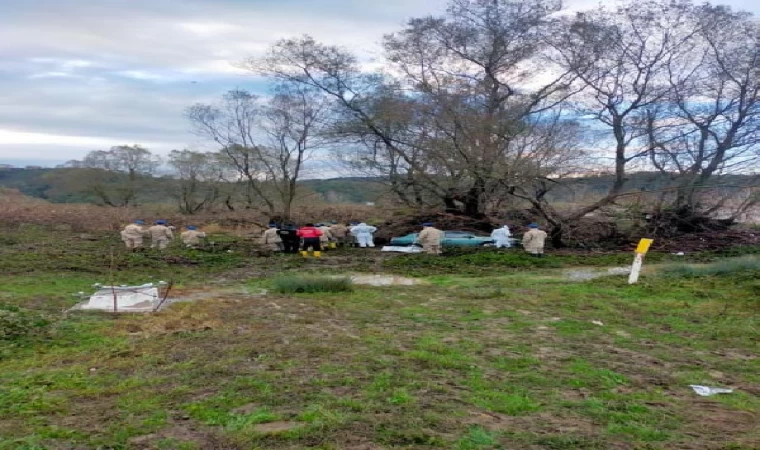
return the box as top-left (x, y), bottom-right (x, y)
top-left (463, 196), bottom-right (485, 218)
top-left (549, 224), bottom-right (564, 248)
top-left (443, 196), bottom-right (458, 213)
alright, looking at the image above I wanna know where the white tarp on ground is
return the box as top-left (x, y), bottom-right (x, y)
top-left (381, 245), bottom-right (423, 253)
top-left (77, 284), bottom-right (160, 312)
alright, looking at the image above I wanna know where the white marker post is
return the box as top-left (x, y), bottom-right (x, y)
top-left (628, 238), bottom-right (654, 284)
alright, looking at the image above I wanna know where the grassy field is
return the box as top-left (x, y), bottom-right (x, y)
top-left (1, 225), bottom-right (758, 449)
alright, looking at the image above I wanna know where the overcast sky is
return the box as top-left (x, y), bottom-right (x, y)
top-left (1, 0), bottom-right (758, 167)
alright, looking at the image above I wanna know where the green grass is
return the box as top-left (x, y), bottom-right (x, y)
top-left (385, 245), bottom-right (760, 277)
top-left (272, 276), bottom-right (354, 294)
top-left (660, 255), bottom-right (760, 278)
top-left (0, 226), bottom-right (758, 449)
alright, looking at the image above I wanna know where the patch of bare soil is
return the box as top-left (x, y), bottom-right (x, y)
top-left (231, 403), bottom-right (261, 415)
top-left (465, 410), bottom-right (597, 435)
top-left (253, 421), bottom-right (303, 434)
top-left (673, 400), bottom-right (760, 450)
top-left (125, 419), bottom-right (244, 450)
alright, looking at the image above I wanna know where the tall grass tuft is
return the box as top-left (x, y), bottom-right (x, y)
top-left (660, 255), bottom-right (760, 278)
top-left (272, 276), bottom-right (354, 294)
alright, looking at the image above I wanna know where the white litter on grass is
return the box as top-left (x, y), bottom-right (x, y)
top-left (689, 385), bottom-right (734, 396)
top-left (72, 283), bottom-right (165, 313)
top-left (381, 245), bottom-right (422, 253)
top-left (591, 320), bottom-right (604, 326)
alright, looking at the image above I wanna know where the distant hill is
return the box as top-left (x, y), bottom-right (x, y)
top-left (0, 168), bottom-right (388, 205)
top-left (0, 166), bottom-right (754, 207)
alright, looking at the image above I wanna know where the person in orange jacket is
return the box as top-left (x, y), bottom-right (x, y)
top-left (297, 223), bottom-right (323, 258)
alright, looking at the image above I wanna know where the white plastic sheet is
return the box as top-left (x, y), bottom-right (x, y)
top-left (381, 246), bottom-right (423, 253)
top-left (689, 385), bottom-right (733, 396)
top-left (79, 284), bottom-right (160, 312)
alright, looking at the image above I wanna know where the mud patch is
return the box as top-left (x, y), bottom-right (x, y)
top-left (231, 403), bottom-right (261, 415)
top-left (253, 421), bottom-right (303, 433)
top-left (465, 410), bottom-right (596, 435)
top-left (127, 422), bottom-right (221, 449)
top-left (167, 286), bottom-right (268, 306)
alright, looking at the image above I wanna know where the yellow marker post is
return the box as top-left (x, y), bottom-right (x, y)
top-left (628, 238), bottom-right (654, 284)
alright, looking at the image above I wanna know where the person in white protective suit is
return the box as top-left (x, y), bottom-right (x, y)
top-left (490, 224), bottom-right (512, 248)
top-left (350, 222), bottom-right (377, 248)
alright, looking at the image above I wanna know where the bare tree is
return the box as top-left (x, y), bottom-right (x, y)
top-left (643, 3), bottom-right (760, 227)
top-left (167, 150), bottom-right (233, 214)
top-left (540, 0), bottom-right (707, 243)
top-left (187, 86), bottom-right (331, 219)
top-left (247, 0), bottom-right (579, 218)
top-left (259, 83), bottom-right (332, 219)
top-left (186, 90), bottom-right (275, 213)
top-left (64, 144), bottom-right (161, 206)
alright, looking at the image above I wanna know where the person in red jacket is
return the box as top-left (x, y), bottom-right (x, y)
top-left (297, 223), bottom-right (323, 258)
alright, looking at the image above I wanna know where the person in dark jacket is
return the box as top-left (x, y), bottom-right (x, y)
top-left (277, 223), bottom-right (300, 254)
top-left (297, 223), bottom-right (323, 258)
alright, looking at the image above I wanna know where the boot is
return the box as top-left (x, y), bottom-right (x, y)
top-left (301, 251), bottom-right (309, 258)
top-left (314, 251), bottom-right (322, 258)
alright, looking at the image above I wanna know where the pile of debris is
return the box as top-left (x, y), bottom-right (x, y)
top-left (648, 229), bottom-right (759, 253)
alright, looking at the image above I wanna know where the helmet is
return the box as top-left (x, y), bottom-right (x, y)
top-left (156, 220), bottom-right (167, 225)
top-left (422, 222), bottom-right (433, 227)
top-left (186, 225), bottom-right (197, 230)
top-left (134, 220), bottom-right (144, 225)
top-left (268, 223), bottom-right (277, 228)
top-left (528, 223), bottom-right (539, 228)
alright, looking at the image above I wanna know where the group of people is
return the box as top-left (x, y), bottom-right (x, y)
top-left (489, 223), bottom-right (547, 256)
top-left (120, 220), bottom-right (206, 250)
top-left (121, 218), bottom-right (548, 257)
top-left (262, 221), bottom-right (379, 257)
top-left (413, 222), bottom-right (546, 256)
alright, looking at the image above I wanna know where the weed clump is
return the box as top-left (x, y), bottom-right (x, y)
top-left (0, 305), bottom-right (49, 341)
top-left (272, 276), bottom-right (353, 294)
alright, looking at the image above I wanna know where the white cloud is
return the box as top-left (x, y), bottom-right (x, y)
top-left (115, 70), bottom-right (171, 81)
top-left (0, 128), bottom-right (177, 150)
top-left (0, 0), bottom-right (757, 166)
top-left (176, 21), bottom-right (241, 37)
top-left (28, 71), bottom-right (74, 79)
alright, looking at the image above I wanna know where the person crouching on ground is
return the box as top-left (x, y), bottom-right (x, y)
top-left (262, 223), bottom-right (283, 252)
top-left (417, 222), bottom-right (444, 255)
top-left (522, 223), bottom-right (547, 257)
top-left (317, 223), bottom-right (334, 249)
top-left (121, 220), bottom-right (147, 250)
top-left (297, 223), bottom-right (323, 258)
top-left (181, 225), bottom-right (206, 248)
top-left (329, 221), bottom-right (348, 247)
top-left (277, 223), bottom-right (300, 254)
top-left (149, 220), bottom-right (174, 250)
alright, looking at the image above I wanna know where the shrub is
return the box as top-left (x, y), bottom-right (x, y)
top-left (272, 276), bottom-right (354, 294)
top-left (0, 305), bottom-right (50, 341)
